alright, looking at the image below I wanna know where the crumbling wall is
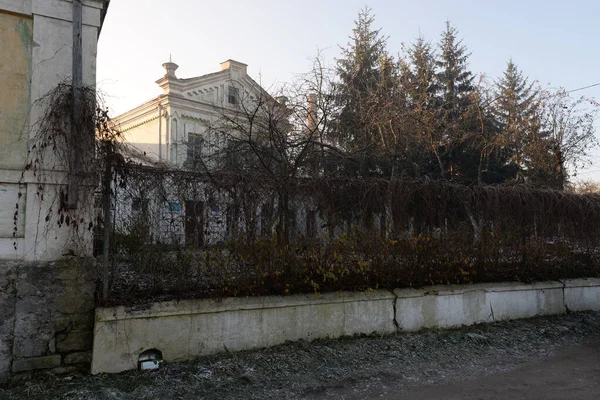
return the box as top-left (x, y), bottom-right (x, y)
top-left (0, 260), bottom-right (95, 382)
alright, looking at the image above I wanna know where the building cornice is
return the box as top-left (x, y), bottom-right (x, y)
top-left (112, 96), bottom-right (165, 128)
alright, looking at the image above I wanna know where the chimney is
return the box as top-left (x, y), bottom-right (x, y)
top-left (307, 93), bottom-right (318, 132)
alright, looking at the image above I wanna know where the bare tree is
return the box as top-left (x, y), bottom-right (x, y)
top-left (534, 90), bottom-right (599, 188)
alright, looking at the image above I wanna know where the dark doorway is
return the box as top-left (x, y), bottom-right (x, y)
top-left (185, 200), bottom-right (204, 247)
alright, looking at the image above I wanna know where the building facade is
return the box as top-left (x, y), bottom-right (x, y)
top-left (111, 60), bottom-right (316, 247)
top-left (114, 59), bottom-right (268, 169)
top-left (0, 0), bottom-right (109, 381)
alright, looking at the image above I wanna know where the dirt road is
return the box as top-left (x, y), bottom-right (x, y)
top-left (324, 342), bottom-right (600, 399)
top-left (2, 312), bottom-right (600, 400)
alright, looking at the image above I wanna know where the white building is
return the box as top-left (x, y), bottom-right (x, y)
top-left (111, 60), bottom-right (280, 247)
top-left (110, 60), bottom-right (327, 248)
top-left (114, 59), bottom-right (270, 169)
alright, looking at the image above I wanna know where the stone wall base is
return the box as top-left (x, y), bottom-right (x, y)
top-left (0, 259), bottom-right (95, 383)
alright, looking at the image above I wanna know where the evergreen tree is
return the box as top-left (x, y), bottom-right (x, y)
top-left (405, 35), bottom-right (437, 109)
top-left (333, 7), bottom-right (392, 176)
top-left (493, 59), bottom-right (540, 177)
top-left (435, 22), bottom-right (475, 118)
top-left (399, 36), bottom-right (442, 177)
top-left (433, 22), bottom-right (477, 181)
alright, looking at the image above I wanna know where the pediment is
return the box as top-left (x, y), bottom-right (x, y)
top-left (179, 74), bottom-right (267, 105)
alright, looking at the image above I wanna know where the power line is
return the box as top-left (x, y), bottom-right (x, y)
top-left (475, 80), bottom-right (599, 110)
top-left (575, 169), bottom-right (600, 176)
top-left (567, 82), bottom-right (600, 94)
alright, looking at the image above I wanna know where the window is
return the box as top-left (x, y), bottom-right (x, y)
top-left (132, 197), bottom-right (149, 214)
top-left (228, 86), bottom-right (239, 105)
top-left (187, 133), bottom-right (203, 165)
top-left (131, 197), bottom-right (150, 237)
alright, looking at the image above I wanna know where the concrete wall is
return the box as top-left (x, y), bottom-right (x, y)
top-left (92, 290), bottom-right (396, 374)
top-left (394, 282), bottom-right (565, 331)
top-left (564, 279), bottom-right (600, 312)
top-left (91, 279), bottom-right (600, 375)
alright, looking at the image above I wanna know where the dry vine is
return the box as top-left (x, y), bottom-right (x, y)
top-left (14, 80), bottom-right (123, 259)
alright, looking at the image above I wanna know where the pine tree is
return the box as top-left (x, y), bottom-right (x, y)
top-left (333, 7), bottom-right (392, 176)
top-left (399, 36), bottom-right (442, 177)
top-left (493, 59), bottom-right (540, 177)
top-left (432, 22), bottom-right (476, 180)
top-left (404, 35), bottom-right (437, 109)
top-left (435, 22), bottom-right (475, 118)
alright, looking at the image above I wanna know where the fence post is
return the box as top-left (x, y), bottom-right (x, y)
top-left (102, 159), bottom-right (112, 300)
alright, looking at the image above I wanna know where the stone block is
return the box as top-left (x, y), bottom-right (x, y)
top-left (12, 355), bottom-right (61, 373)
top-left (56, 331), bottom-right (93, 352)
top-left (57, 259), bottom-right (96, 281)
top-left (12, 313), bottom-right (54, 358)
top-left (41, 365), bottom-right (85, 376)
top-left (0, 369), bottom-right (8, 384)
top-left (53, 312), bottom-right (95, 333)
top-left (0, 337), bottom-right (11, 383)
top-left (0, 260), bottom-right (96, 381)
top-left (13, 338), bottom-right (52, 358)
top-left (55, 287), bottom-right (95, 314)
top-left (64, 351), bottom-right (91, 365)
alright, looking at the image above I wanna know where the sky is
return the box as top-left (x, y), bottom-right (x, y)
top-left (97, 0), bottom-right (600, 181)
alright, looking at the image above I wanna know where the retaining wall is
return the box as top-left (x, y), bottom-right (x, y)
top-left (91, 278), bottom-right (600, 375)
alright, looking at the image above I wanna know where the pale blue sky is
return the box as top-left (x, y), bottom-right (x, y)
top-left (97, 0), bottom-right (600, 180)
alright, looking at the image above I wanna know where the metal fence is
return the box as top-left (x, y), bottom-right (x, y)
top-left (96, 164), bottom-right (600, 305)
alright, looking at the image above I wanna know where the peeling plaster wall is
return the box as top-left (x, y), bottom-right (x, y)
top-left (0, 11), bottom-right (32, 171)
top-left (0, 0), bottom-right (104, 261)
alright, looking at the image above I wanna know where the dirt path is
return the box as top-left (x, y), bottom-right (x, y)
top-left (321, 342), bottom-right (600, 400)
top-left (399, 342), bottom-right (600, 400)
top-left (1, 312), bottom-right (599, 400)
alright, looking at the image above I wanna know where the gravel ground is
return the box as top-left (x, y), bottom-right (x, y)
top-left (1, 311), bottom-right (599, 400)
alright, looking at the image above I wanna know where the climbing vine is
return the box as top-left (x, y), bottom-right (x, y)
top-left (13, 81), bottom-right (123, 257)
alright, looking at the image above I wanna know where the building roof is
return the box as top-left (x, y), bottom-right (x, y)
top-left (113, 60), bottom-right (271, 128)
top-left (99, 1), bottom-right (110, 34)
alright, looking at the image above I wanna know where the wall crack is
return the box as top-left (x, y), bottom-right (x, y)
top-left (390, 290), bottom-right (399, 331)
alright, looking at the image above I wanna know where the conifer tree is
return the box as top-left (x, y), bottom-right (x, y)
top-left (435, 22), bottom-right (475, 118)
top-left (433, 22), bottom-right (476, 180)
top-left (493, 59), bottom-right (540, 175)
top-left (333, 7), bottom-right (392, 176)
top-left (399, 36), bottom-right (442, 177)
top-left (405, 35), bottom-right (437, 109)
